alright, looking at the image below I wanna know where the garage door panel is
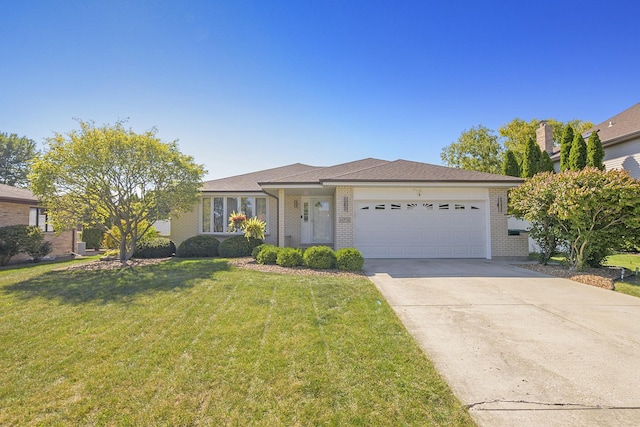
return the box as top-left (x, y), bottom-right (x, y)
top-left (355, 200), bottom-right (486, 259)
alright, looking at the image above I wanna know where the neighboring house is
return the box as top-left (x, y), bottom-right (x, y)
top-left (171, 158), bottom-right (528, 259)
top-left (0, 183), bottom-right (75, 262)
top-left (542, 102), bottom-right (640, 177)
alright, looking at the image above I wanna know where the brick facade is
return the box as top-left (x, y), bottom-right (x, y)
top-left (0, 200), bottom-right (75, 262)
top-left (489, 188), bottom-right (529, 259)
top-left (334, 186), bottom-right (355, 250)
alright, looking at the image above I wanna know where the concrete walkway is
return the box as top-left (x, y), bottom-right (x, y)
top-left (364, 259), bottom-right (640, 427)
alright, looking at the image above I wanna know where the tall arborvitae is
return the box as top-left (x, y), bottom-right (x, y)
top-left (521, 138), bottom-right (541, 178)
top-left (586, 131), bottom-right (605, 170)
top-left (559, 125), bottom-right (574, 172)
top-left (538, 151), bottom-right (555, 173)
top-left (502, 150), bottom-right (521, 177)
top-left (569, 132), bottom-right (587, 171)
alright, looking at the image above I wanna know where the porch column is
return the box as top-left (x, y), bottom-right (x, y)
top-left (278, 188), bottom-right (285, 247)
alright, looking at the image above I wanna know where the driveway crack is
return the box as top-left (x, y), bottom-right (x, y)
top-left (466, 399), bottom-right (640, 411)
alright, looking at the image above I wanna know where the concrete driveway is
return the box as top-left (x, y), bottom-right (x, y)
top-left (364, 259), bottom-right (640, 427)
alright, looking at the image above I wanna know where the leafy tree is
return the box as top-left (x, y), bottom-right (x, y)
top-left (568, 132), bottom-right (587, 171)
top-left (0, 132), bottom-right (38, 187)
top-left (502, 150), bottom-right (520, 177)
top-left (537, 151), bottom-right (555, 173)
top-left (440, 125), bottom-right (503, 174)
top-left (586, 131), bottom-right (605, 170)
top-left (510, 168), bottom-right (640, 270)
top-left (30, 120), bottom-right (206, 263)
top-left (509, 173), bottom-right (560, 264)
top-left (499, 119), bottom-right (593, 164)
top-left (559, 125), bottom-right (574, 172)
top-left (520, 138), bottom-right (541, 178)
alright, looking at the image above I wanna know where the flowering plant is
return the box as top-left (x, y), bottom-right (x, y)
top-left (228, 211), bottom-right (247, 232)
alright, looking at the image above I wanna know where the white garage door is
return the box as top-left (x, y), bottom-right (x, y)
top-left (355, 200), bottom-right (487, 258)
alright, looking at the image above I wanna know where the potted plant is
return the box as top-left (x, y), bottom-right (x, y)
top-left (228, 211), bottom-right (247, 233)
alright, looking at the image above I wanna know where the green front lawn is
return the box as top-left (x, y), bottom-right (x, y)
top-left (0, 258), bottom-right (472, 426)
top-left (605, 253), bottom-right (640, 298)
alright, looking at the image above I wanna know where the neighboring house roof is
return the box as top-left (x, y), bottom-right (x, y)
top-left (586, 102), bottom-right (640, 147)
top-left (204, 158), bottom-right (522, 193)
top-left (0, 183), bottom-right (37, 204)
top-left (550, 102), bottom-right (640, 160)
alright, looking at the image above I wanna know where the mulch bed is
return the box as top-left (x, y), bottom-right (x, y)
top-left (516, 263), bottom-right (624, 290)
top-left (60, 256), bottom-right (366, 278)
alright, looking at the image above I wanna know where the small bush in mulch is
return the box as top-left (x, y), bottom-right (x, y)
top-left (133, 238), bottom-right (176, 259)
top-left (176, 235), bottom-right (220, 258)
top-left (218, 236), bottom-right (263, 258)
top-left (276, 248), bottom-right (303, 268)
top-left (256, 245), bottom-right (280, 265)
top-left (335, 248), bottom-right (365, 271)
top-left (303, 246), bottom-right (336, 269)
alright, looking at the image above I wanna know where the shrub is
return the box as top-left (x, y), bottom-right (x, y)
top-left (218, 235), bottom-right (263, 258)
top-left (303, 246), bottom-right (336, 269)
top-left (176, 235), bottom-right (220, 258)
top-left (0, 225), bottom-right (45, 266)
top-left (102, 220), bottom-right (158, 249)
top-left (335, 248), bottom-right (365, 271)
top-left (277, 247), bottom-right (303, 267)
top-left (257, 246), bottom-right (280, 265)
top-left (252, 244), bottom-right (268, 260)
top-left (25, 240), bottom-right (52, 262)
top-left (133, 237), bottom-right (175, 259)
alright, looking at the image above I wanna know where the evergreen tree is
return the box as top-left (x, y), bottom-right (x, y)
top-left (559, 125), bottom-right (574, 172)
top-left (586, 131), bottom-right (605, 170)
top-left (521, 138), bottom-right (541, 178)
top-left (569, 132), bottom-right (587, 171)
top-left (538, 151), bottom-right (555, 173)
top-left (502, 150), bottom-right (521, 177)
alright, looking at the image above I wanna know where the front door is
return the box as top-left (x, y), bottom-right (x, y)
top-left (301, 197), bottom-right (332, 245)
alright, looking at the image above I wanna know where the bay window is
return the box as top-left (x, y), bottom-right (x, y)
top-left (201, 196), bottom-right (268, 233)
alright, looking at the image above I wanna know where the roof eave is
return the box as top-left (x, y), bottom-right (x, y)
top-left (322, 180), bottom-right (523, 187)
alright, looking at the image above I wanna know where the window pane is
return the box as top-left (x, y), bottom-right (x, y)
top-left (241, 197), bottom-right (254, 218)
top-left (213, 197), bottom-right (224, 232)
top-left (256, 198), bottom-right (267, 221)
top-left (29, 207), bottom-right (38, 226)
top-left (202, 197), bottom-right (211, 232)
top-left (227, 197), bottom-right (238, 215)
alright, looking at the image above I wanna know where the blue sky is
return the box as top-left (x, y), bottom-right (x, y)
top-left (1, 1), bottom-right (638, 180)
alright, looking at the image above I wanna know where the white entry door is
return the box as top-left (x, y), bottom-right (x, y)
top-left (301, 197), bottom-right (332, 245)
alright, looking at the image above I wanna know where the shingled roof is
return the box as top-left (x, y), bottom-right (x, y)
top-left (0, 183), bottom-right (37, 204)
top-left (585, 102), bottom-right (640, 147)
top-left (202, 158), bottom-right (522, 192)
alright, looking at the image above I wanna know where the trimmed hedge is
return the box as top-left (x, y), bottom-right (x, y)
top-left (277, 247), bottom-right (303, 267)
top-left (252, 244), bottom-right (268, 260)
top-left (335, 248), bottom-right (365, 271)
top-left (303, 246), bottom-right (336, 269)
top-left (133, 237), bottom-right (176, 259)
top-left (256, 245), bottom-right (280, 265)
top-left (218, 236), bottom-right (263, 258)
top-left (176, 235), bottom-right (220, 258)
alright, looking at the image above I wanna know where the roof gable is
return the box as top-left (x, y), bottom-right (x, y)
top-left (260, 158), bottom-right (389, 184)
top-left (202, 163), bottom-right (320, 192)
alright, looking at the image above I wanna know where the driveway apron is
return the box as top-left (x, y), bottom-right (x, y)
top-left (364, 259), bottom-right (640, 427)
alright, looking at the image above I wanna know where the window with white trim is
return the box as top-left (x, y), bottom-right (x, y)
top-left (29, 207), bottom-right (54, 232)
top-left (201, 196), bottom-right (268, 233)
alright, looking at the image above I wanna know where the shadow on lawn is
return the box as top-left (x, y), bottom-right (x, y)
top-left (3, 258), bottom-right (230, 304)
